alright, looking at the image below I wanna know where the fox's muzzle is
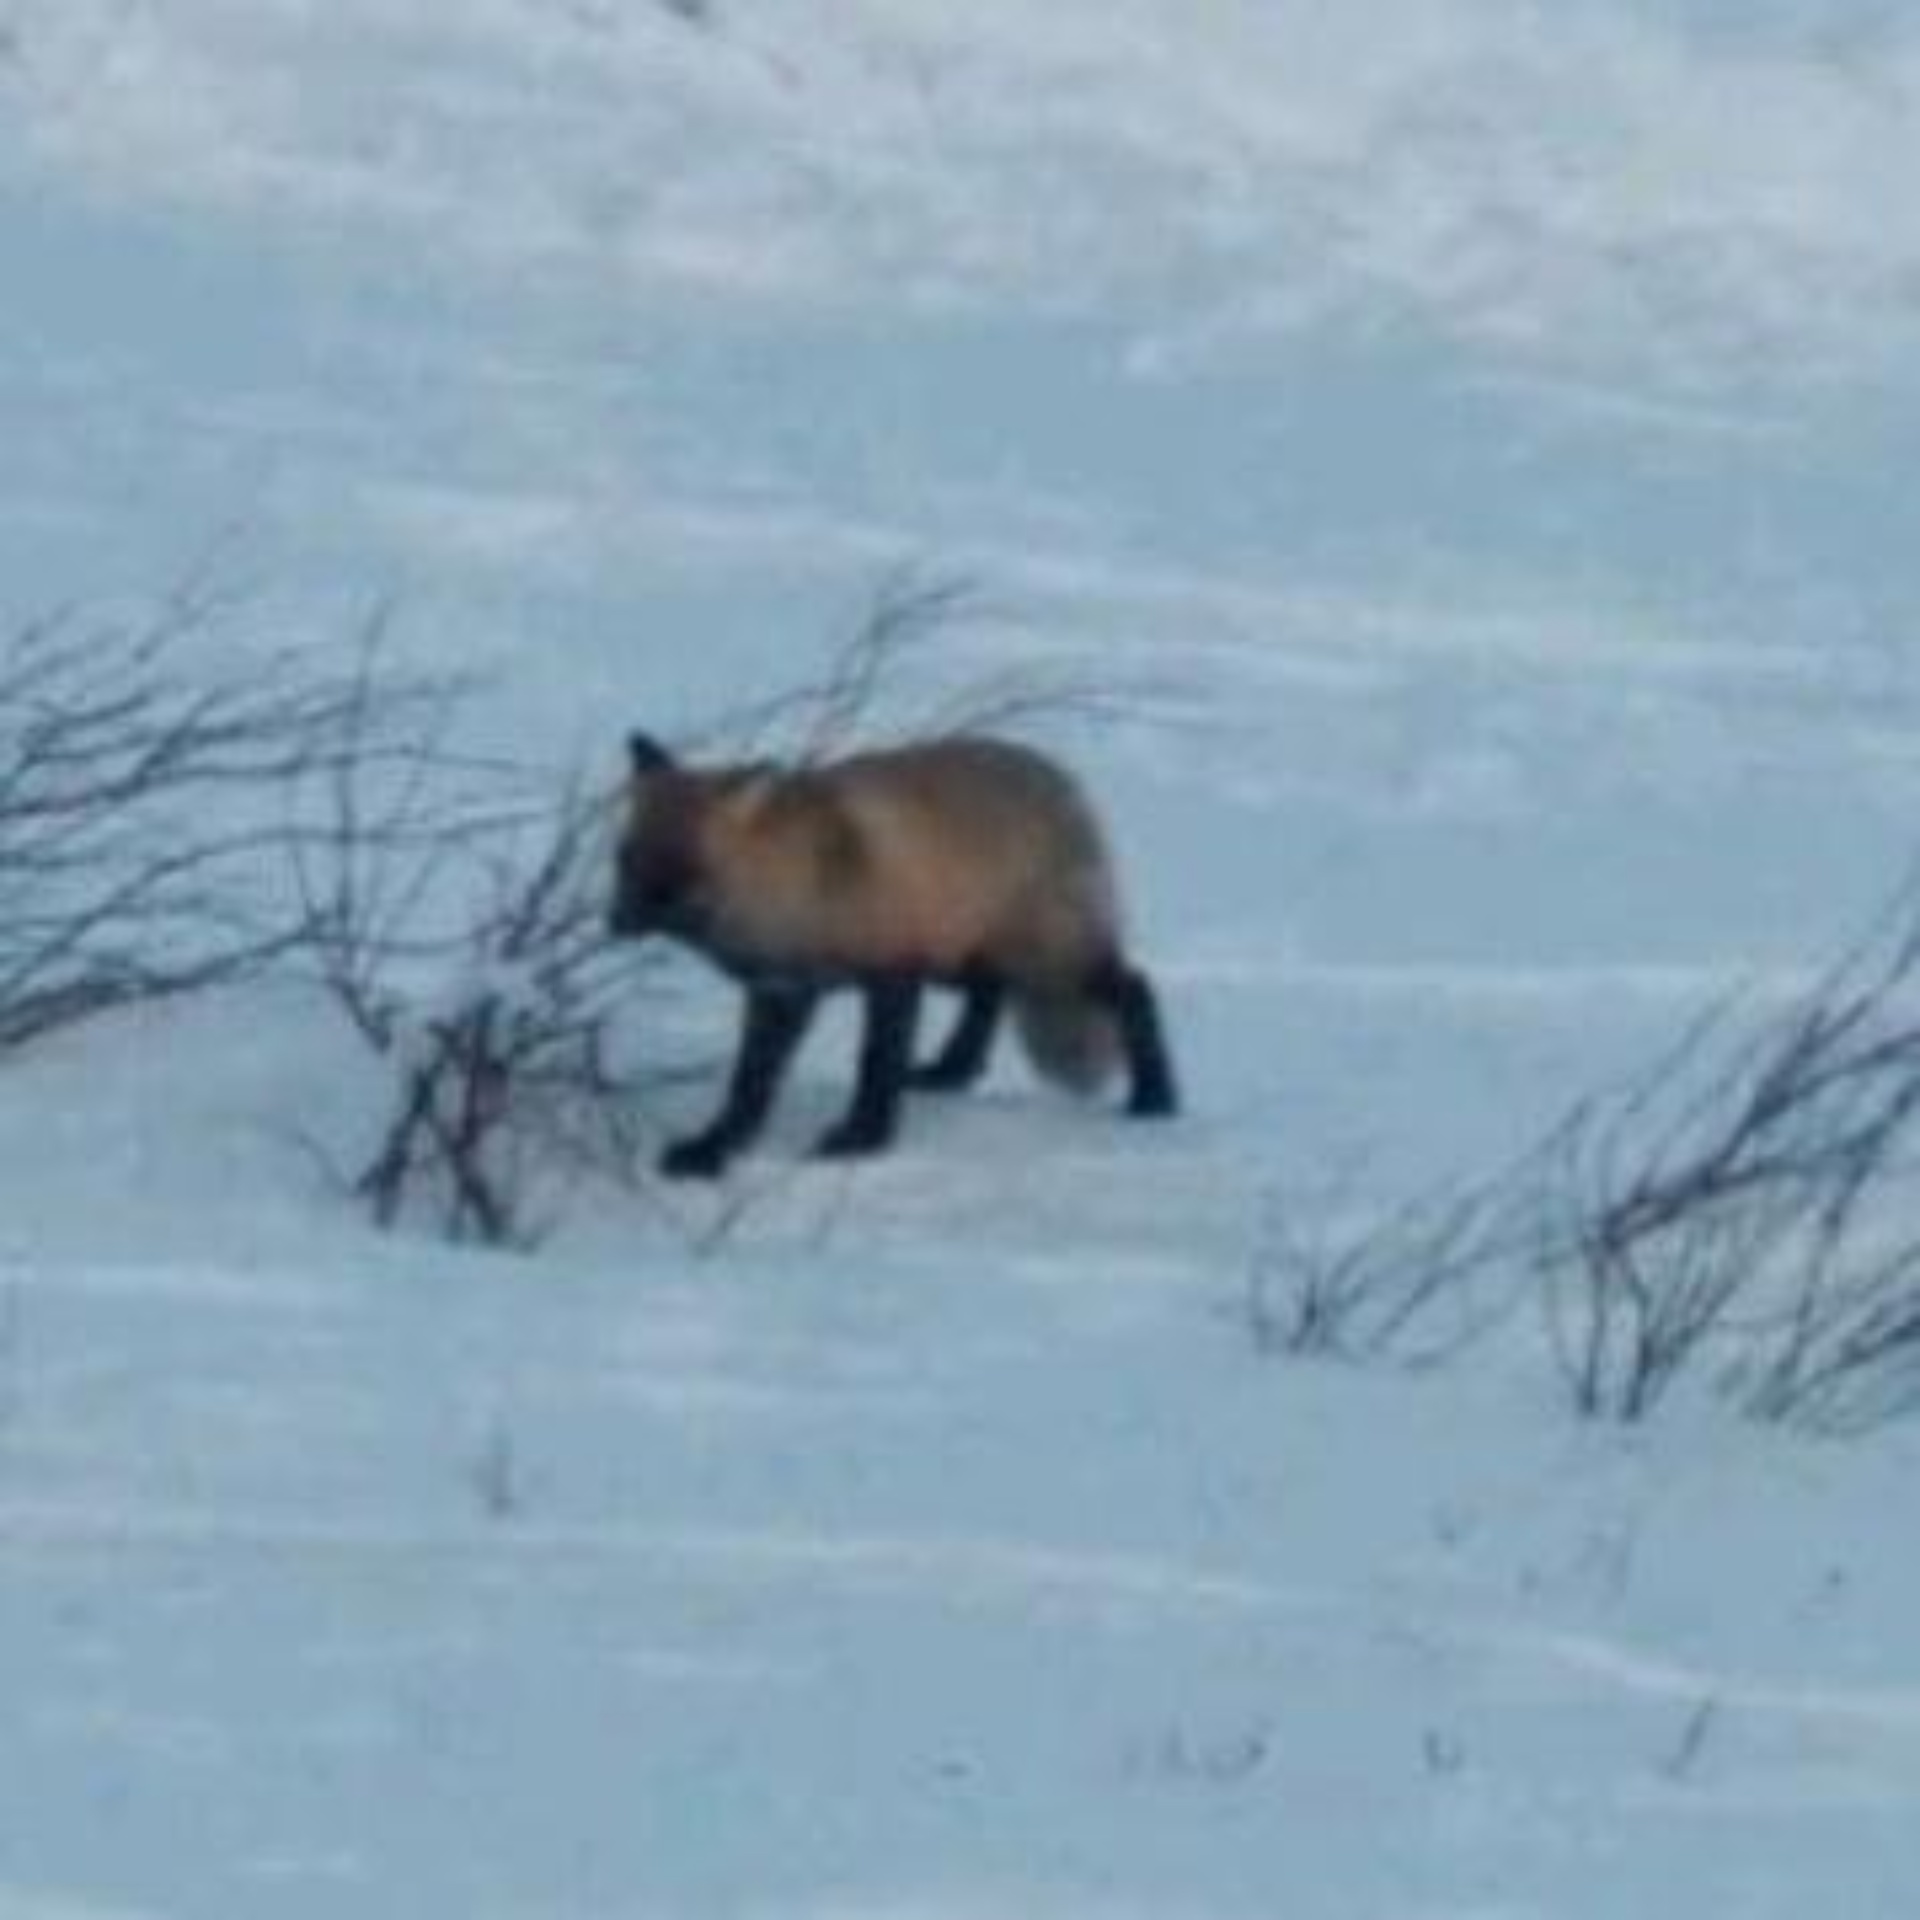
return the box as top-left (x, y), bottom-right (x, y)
top-left (606, 897), bottom-right (651, 940)
top-left (608, 851), bottom-right (701, 943)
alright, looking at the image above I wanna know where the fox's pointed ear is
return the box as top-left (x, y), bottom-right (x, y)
top-left (627, 732), bottom-right (675, 777)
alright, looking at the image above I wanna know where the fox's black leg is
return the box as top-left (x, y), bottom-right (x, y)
top-left (660, 986), bottom-right (818, 1179)
top-left (817, 977), bottom-right (923, 1159)
top-left (908, 970), bottom-right (1004, 1091)
top-left (1088, 958), bottom-right (1178, 1118)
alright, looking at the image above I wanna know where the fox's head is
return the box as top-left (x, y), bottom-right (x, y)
top-left (608, 732), bottom-right (775, 943)
top-left (608, 733), bottom-right (701, 941)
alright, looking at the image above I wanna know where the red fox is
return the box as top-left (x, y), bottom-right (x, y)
top-left (609, 731), bottom-right (1178, 1178)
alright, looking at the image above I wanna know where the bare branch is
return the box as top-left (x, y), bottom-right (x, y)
top-left (687, 561), bottom-right (1175, 770)
top-left (0, 590), bottom-right (457, 1051)
top-left (299, 743), bottom-right (672, 1249)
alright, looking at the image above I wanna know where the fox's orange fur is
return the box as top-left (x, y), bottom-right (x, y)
top-left (611, 732), bottom-right (1177, 1174)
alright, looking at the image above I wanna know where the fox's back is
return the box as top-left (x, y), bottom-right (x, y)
top-left (835, 736), bottom-right (1104, 874)
top-left (721, 737), bottom-right (1119, 978)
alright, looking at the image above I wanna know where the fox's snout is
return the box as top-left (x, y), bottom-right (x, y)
top-left (609, 834), bottom-right (701, 942)
top-left (606, 896), bottom-right (648, 939)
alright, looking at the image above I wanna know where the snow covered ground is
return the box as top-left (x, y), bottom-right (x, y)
top-left (4, 2), bottom-right (1920, 1913)
top-left (6, 991), bottom-right (1920, 1918)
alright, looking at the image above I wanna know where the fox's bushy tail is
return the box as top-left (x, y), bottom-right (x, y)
top-left (1011, 982), bottom-right (1121, 1096)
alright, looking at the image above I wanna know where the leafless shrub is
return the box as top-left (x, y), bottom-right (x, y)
top-left (1739, 1239), bottom-right (1920, 1435)
top-left (1274, 867), bottom-right (1920, 1433)
top-left (1535, 1000), bottom-right (1788, 1424)
top-left (0, 575), bottom-right (650, 1245)
top-left (1248, 1154), bottom-right (1534, 1368)
top-left (287, 630), bottom-right (544, 1044)
top-left (0, 581), bottom-right (400, 1052)
top-left (1536, 882), bottom-right (1920, 1429)
top-left (697, 561), bottom-right (1172, 765)
top-left (293, 697), bottom-right (663, 1246)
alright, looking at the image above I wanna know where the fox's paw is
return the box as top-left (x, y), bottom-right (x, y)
top-left (658, 1134), bottom-right (732, 1180)
top-left (905, 1058), bottom-right (977, 1092)
top-left (812, 1119), bottom-right (894, 1161)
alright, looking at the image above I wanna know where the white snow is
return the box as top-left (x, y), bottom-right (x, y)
top-left (5, 998), bottom-right (1920, 1914)
top-left (4, 2), bottom-right (1920, 1915)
